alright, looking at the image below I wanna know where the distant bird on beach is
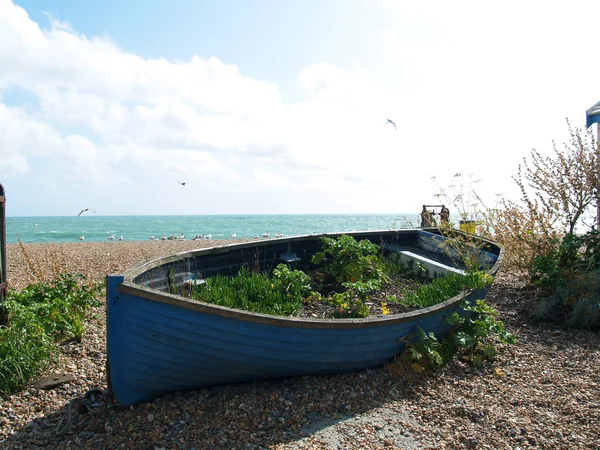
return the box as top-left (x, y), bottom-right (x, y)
top-left (77, 208), bottom-right (96, 216)
top-left (178, 181), bottom-right (186, 186)
top-left (386, 119), bottom-right (397, 130)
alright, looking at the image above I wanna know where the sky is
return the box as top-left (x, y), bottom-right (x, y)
top-left (1, 0), bottom-right (600, 217)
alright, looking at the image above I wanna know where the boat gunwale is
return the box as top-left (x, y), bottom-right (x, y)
top-left (114, 229), bottom-right (504, 329)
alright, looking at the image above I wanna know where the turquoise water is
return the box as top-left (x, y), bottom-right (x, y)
top-left (6, 214), bottom-right (422, 244)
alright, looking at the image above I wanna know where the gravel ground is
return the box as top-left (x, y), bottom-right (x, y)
top-left (1, 241), bottom-right (599, 449)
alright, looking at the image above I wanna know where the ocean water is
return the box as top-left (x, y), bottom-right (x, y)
top-left (6, 214), bottom-right (422, 244)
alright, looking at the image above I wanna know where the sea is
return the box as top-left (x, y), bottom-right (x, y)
top-left (5, 214), bottom-right (422, 244)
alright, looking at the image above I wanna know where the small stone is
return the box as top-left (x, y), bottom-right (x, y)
top-left (147, 413), bottom-right (155, 423)
top-left (33, 374), bottom-right (76, 390)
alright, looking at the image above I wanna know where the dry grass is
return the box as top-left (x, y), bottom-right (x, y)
top-left (5, 239), bottom-right (255, 292)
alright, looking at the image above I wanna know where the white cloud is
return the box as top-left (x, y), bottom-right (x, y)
top-left (0, 0), bottom-right (410, 215)
top-left (1, 0), bottom-right (600, 216)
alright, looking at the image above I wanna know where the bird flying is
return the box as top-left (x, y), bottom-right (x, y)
top-left (386, 119), bottom-right (397, 130)
top-left (77, 208), bottom-right (96, 216)
top-left (178, 180), bottom-right (186, 186)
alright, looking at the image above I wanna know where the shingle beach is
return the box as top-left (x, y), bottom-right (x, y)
top-left (1, 240), bottom-right (599, 449)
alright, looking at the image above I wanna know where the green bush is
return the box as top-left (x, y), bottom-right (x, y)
top-left (530, 232), bottom-right (600, 328)
top-left (0, 322), bottom-right (56, 398)
top-left (7, 273), bottom-right (102, 340)
top-left (401, 300), bottom-right (515, 372)
top-left (1, 273), bottom-right (102, 398)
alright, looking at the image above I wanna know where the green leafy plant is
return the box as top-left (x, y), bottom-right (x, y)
top-left (402, 328), bottom-right (446, 371)
top-left (326, 279), bottom-right (381, 318)
top-left (68, 308), bottom-right (86, 343)
top-left (1, 272), bottom-right (102, 398)
top-left (399, 300), bottom-right (515, 372)
top-left (311, 235), bottom-right (387, 284)
top-left (6, 273), bottom-right (102, 339)
top-left (446, 300), bottom-right (516, 365)
top-left (186, 235), bottom-right (496, 318)
top-left (382, 257), bottom-right (426, 279)
top-left (273, 263), bottom-right (313, 298)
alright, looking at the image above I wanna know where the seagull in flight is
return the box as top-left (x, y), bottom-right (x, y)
top-left (386, 119), bottom-right (397, 130)
top-left (77, 208), bottom-right (96, 217)
top-left (178, 180), bottom-right (186, 186)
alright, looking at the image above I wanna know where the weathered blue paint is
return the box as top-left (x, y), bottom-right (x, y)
top-left (106, 229), bottom-right (501, 406)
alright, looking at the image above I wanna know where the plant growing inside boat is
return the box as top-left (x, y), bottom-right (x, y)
top-left (185, 235), bottom-right (494, 319)
top-left (327, 279), bottom-right (381, 318)
top-left (311, 234), bottom-right (389, 284)
top-left (191, 266), bottom-right (306, 316)
top-left (432, 173), bottom-right (498, 273)
top-left (272, 263), bottom-right (313, 298)
top-left (432, 172), bottom-right (485, 228)
top-left (401, 271), bottom-right (494, 308)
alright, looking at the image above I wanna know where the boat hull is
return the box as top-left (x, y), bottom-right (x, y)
top-left (107, 229), bottom-right (501, 406)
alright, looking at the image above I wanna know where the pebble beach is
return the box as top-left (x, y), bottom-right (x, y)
top-left (1, 240), bottom-right (599, 449)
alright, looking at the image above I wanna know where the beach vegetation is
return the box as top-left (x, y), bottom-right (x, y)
top-left (432, 121), bottom-right (600, 329)
top-left (397, 299), bottom-right (515, 372)
top-left (482, 122), bottom-right (598, 276)
top-left (482, 122), bottom-right (600, 328)
top-left (0, 243), bottom-right (103, 398)
top-left (190, 266), bottom-right (305, 316)
top-left (186, 234), bottom-right (494, 319)
top-left (310, 234), bottom-right (388, 284)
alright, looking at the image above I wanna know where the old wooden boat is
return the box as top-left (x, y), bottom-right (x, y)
top-left (106, 229), bottom-right (502, 406)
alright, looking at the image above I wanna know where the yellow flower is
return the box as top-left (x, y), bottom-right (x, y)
top-left (381, 301), bottom-right (390, 315)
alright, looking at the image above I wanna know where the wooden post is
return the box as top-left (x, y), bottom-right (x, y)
top-left (597, 124), bottom-right (600, 230)
top-left (0, 183), bottom-right (6, 326)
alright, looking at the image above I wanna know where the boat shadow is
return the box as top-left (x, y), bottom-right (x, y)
top-left (2, 364), bottom-right (443, 449)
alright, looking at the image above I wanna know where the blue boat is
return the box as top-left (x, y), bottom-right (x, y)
top-left (106, 229), bottom-right (502, 406)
